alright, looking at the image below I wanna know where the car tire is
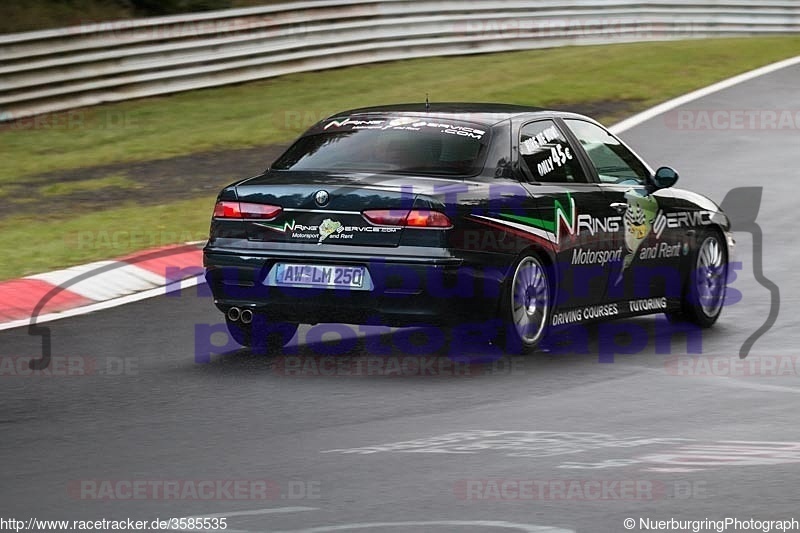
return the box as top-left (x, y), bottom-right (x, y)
top-left (494, 253), bottom-right (552, 354)
top-left (226, 315), bottom-right (299, 354)
top-left (667, 230), bottom-right (728, 328)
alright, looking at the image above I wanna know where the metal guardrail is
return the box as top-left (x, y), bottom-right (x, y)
top-left (1, 0), bottom-right (799, 121)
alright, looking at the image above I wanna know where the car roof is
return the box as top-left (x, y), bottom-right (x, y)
top-left (330, 102), bottom-right (553, 126)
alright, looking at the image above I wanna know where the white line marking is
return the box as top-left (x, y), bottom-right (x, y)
top-left (0, 275), bottom-right (204, 332)
top-left (183, 507), bottom-right (318, 519)
top-left (610, 54), bottom-right (800, 134)
top-left (270, 521), bottom-right (574, 533)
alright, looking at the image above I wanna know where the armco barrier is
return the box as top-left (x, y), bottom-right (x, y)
top-left (1, 0), bottom-right (799, 121)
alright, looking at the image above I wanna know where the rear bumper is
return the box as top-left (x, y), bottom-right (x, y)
top-left (203, 245), bottom-right (506, 326)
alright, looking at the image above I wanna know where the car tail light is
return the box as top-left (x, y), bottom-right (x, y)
top-left (362, 209), bottom-right (452, 228)
top-left (361, 209), bottom-right (408, 226)
top-left (213, 201), bottom-right (241, 218)
top-left (405, 210), bottom-right (452, 228)
top-left (213, 201), bottom-right (282, 220)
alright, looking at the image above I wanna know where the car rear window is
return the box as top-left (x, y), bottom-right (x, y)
top-left (272, 116), bottom-right (490, 176)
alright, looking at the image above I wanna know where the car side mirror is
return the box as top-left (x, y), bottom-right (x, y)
top-left (648, 166), bottom-right (679, 192)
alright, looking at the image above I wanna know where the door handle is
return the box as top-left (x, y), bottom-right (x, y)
top-left (610, 202), bottom-right (628, 214)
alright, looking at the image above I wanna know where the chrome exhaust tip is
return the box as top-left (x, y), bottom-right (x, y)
top-left (240, 309), bottom-right (254, 325)
top-left (227, 307), bottom-right (241, 322)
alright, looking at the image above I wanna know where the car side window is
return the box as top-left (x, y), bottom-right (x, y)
top-left (519, 120), bottom-right (587, 183)
top-left (564, 119), bottom-right (650, 185)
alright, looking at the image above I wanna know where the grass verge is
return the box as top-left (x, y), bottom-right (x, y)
top-left (0, 198), bottom-right (213, 280)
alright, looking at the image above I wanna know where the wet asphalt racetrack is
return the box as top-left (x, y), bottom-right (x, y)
top-left (1, 62), bottom-right (799, 532)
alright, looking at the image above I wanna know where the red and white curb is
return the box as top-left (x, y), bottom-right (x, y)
top-left (0, 243), bottom-right (203, 331)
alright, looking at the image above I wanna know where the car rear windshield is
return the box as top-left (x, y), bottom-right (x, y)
top-left (272, 116), bottom-right (490, 176)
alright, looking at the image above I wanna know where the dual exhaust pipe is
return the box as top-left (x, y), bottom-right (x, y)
top-left (227, 307), bottom-right (253, 325)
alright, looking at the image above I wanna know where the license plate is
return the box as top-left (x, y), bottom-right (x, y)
top-left (269, 263), bottom-right (371, 290)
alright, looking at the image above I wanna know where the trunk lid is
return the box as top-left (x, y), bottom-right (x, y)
top-left (236, 171), bottom-right (449, 247)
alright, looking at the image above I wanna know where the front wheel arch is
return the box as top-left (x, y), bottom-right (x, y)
top-left (668, 227), bottom-right (729, 328)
